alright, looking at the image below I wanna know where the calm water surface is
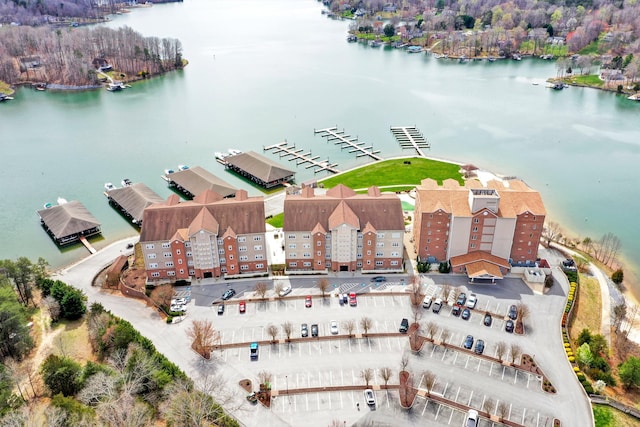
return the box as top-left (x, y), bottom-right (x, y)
top-left (1, 0), bottom-right (639, 296)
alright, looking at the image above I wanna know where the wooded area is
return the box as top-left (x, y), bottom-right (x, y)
top-left (0, 25), bottom-right (183, 86)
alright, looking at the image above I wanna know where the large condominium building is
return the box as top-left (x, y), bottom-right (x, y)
top-left (139, 189), bottom-right (267, 282)
top-left (283, 185), bottom-right (405, 273)
top-left (413, 178), bottom-right (546, 280)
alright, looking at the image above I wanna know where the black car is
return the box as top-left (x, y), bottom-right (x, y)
top-left (508, 304), bottom-right (518, 320)
top-left (311, 324), bottom-right (319, 337)
top-left (371, 276), bottom-right (387, 282)
top-left (301, 323), bottom-right (309, 338)
top-left (217, 304), bottom-right (225, 315)
top-left (452, 304), bottom-right (462, 316)
top-left (222, 289), bottom-right (236, 300)
top-left (463, 335), bottom-right (474, 349)
top-left (474, 339), bottom-right (485, 355)
top-left (483, 313), bottom-right (492, 327)
top-left (505, 319), bottom-right (515, 333)
top-left (461, 308), bottom-right (471, 320)
top-left (399, 318), bottom-right (409, 333)
top-left (456, 293), bottom-right (467, 306)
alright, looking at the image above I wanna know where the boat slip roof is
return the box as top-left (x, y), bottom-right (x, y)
top-left (37, 201), bottom-right (100, 240)
top-left (168, 166), bottom-right (237, 198)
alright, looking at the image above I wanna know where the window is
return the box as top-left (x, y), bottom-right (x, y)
top-left (429, 214), bottom-right (433, 219)
top-left (185, 242), bottom-right (191, 248)
top-left (289, 262), bottom-right (297, 267)
top-left (221, 267), bottom-right (227, 273)
top-left (189, 270), bottom-right (195, 275)
top-left (391, 251), bottom-right (399, 257)
top-left (165, 261), bottom-right (174, 267)
top-left (186, 251), bottom-right (192, 257)
top-left (179, 269), bottom-right (184, 274)
top-left (376, 242), bottom-right (384, 247)
top-left (472, 227), bottom-right (478, 232)
top-left (392, 242), bottom-right (400, 247)
top-left (253, 236), bottom-right (262, 241)
top-left (147, 253), bottom-right (156, 259)
top-left (164, 252), bottom-right (172, 258)
top-left (391, 261), bottom-right (399, 266)
top-left (238, 236), bottom-right (246, 243)
top-left (218, 249), bottom-right (225, 254)
top-left (289, 243), bottom-right (297, 249)
top-left (317, 260), bottom-right (322, 265)
top-left (317, 241), bottom-right (322, 246)
top-left (162, 242), bottom-right (171, 248)
top-left (229, 255), bottom-right (234, 260)
top-left (176, 249), bottom-right (181, 255)
top-left (377, 233), bottom-right (385, 238)
top-left (239, 255), bottom-right (249, 261)
top-left (303, 253), bottom-right (311, 258)
top-left (303, 243), bottom-right (311, 249)
top-left (167, 271), bottom-right (175, 276)
top-left (376, 261), bottom-right (384, 266)
top-left (187, 260), bottom-right (194, 266)
top-left (289, 253), bottom-right (297, 258)
top-left (302, 234), bottom-right (310, 239)
top-left (240, 265), bottom-right (249, 270)
top-left (178, 259), bottom-right (183, 264)
top-left (145, 244), bottom-right (155, 250)
top-left (357, 253), bottom-right (362, 258)
top-left (254, 245), bottom-right (262, 251)
top-left (255, 254), bottom-right (264, 260)
top-left (376, 252), bottom-right (384, 257)
top-left (474, 218), bottom-right (480, 224)
top-left (532, 224), bottom-right (537, 230)
top-left (230, 265), bottom-right (235, 270)
top-left (151, 272), bottom-right (160, 278)
top-left (471, 235), bottom-right (477, 240)
top-left (256, 263), bottom-right (264, 269)
top-left (366, 260), bottom-right (371, 265)
top-left (367, 240), bottom-right (372, 246)
top-left (239, 246), bottom-right (247, 252)
top-left (149, 263), bottom-right (158, 268)
top-left (357, 262), bottom-right (362, 267)
top-left (470, 243), bottom-right (476, 248)
top-left (367, 250), bottom-right (371, 256)
top-left (228, 245), bottom-right (233, 251)
top-left (317, 251), bottom-right (322, 256)
top-left (217, 239), bottom-right (223, 246)
top-left (303, 262), bottom-right (311, 267)
top-left (287, 234), bottom-right (296, 239)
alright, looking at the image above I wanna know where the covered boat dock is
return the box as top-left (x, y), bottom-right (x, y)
top-left (104, 182), bottom-right (165, 226)
top-left (225, 151), bottom-right (295, 188)
top-left (37, 201), bottom-right (101, 246)
top-left (162, 166), bottom-right (237, 199)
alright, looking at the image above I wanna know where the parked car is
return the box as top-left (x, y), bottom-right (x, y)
top-left (239, 301), bottom-right (246, 313)
top-left (422, 297), bottom-right (432, 309)
top-left (170, 304), bottom-right (186, 313)
top-left (349, 292), bottom-right (357, 306)
top-left (466, 293), bottom-right (477, 309)
top-left (463, 335), bottom-right (474, 349)
top-left (301, 323), bottom-right (308, 337)
top-left (305, 296), bottom-right (312, 308)
top-left (371, 276), bottom-right (387, 282)
top-left (505, 320), bottom-right (515, 333)
top-left (364, 389), bottom-right (376, 407)
top-left (483, 313), bottom-right (492, 327)
top-left (456, 292), bottom-right (467, 306)
top-left (279, 285), bottom-right (292, 297)
top-left (217, 303), bottom-right (225, 315)
top-left (508, 304), bottom-right (518, 320)
top-left (342, 293), bottom-right (349, 305)
top-left (463, 409), bottom-right (479, 427)
top-left (452, 304), bottom-right (462, 316)
top-left (474, 339), bottom-right (485, 355)
top-left (461, 308), bottom-right (471, 320)
top-left (311, 324), bottom-right (319, 337)
top-left (171, 297), bottom-right (186, 306)
top-left (399, 318), bottom-right (409, 333)
top-left (330, 320), bottom-right (339, 334)
top-left (433, 298), bottom-right (443, 313)
top-left (222, 289), bottom-right (236, 300)
top-left (250, 342), bottom-right (259, 361)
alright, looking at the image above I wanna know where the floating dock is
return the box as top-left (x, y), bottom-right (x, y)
top-left (264, 141), bottom-right (340, 174)
top-left (390, 126), bottom-right (430, 156)
top-left (79, 236), bottom-right (97, 254)
top-left (314, 126), bottom-right (382, 161)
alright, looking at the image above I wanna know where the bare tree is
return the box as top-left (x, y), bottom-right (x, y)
top-left (257, 371), bottom-right (273, 386)
top-left (440, 327), bottom-right (450, 344)
top-left (411, 304), bottom-right (423, 325)
top-left (344, 319), bottom-right (356, 338)
top-left (509, 343), bottom-right (522, 364)
top-left (400, 354), bottom-right (409, 372)
top-left (483, 398), bottom-right (495, 417)
top-left (497, 401), bottom-right (509, 421)
top-left (542, 220), bottom-right (562, 246)
top-left (186, 319), bottom-right (218, 359)
top-left (613, 303), bottom-right (627, 332)
top-left (149, 283), bottom-right (173, 309)
top-left (78, 371), bottom-right (118, 406)
top-left (360, 316), bottom-right (373, 337)
top-left (254, 282), bottom-right (268, 300)
top-left (422, 370), bottom-right (437, 396)
top-left (42, 295), bottom-right (61, 322)
top-left (441, 284), bottom-right (452, 302)
top-left (400, 372), bottom-right (415, 408)
top-left (516, 303), bottom-right (530, 327)
top-left (596, 232), bottom-right (622, 267)
top-left (380, 367), bottom-right (392, 388)
top-left (360, 368), bottom-right (374, 387)
top-left (267, 324), bottom-right (279, 343)
top-left (282, 321), bottom-right (293, 342)
top-left (425, 321), bottom-right (439, 341)
top-left (496, 341), bottom-right (507, 362)
top-left (317, 278), bottom-right (330, 299)
top-left (409, 276), bottom-right (424, 307)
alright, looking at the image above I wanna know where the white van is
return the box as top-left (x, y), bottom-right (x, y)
top-left (422, 296), bottom-right (432, 309)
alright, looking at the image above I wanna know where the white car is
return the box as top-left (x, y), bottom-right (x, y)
top-left (364, 389), bottom-right (376, 406)
top-left (170, 304), bottom-right (186, 313)
top-left (279, 285), bottom-right (292, 297)
top-left (330, 320), bottom-right (339, 335)
top-left (466, 294), bottom-right (477, 309)
top-left (463, 409), bottom-right (479, 427)
top-left (171, 297), bottom-right (186, 306)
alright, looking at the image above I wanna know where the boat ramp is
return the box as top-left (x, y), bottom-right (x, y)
top-left (314, 126), bottom-right (382, 161)
top-left (263, 141), bottom-right (340, 174)
top-left (390, 126), bottom-right (430, 156)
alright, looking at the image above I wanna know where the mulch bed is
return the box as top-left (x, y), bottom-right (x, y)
top-left (519, 354), bottom-right (556, 393)
top-left (399, 370), bottom-right (418, 409)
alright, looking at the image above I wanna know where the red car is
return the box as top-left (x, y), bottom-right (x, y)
top-left (305, 296), bottom-right (312, 308)
top-left (239, 301), bottom-right (246, 313)
top-left (349, 292), bottom-right (357, 306)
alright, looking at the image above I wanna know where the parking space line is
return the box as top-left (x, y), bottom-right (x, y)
top-left (448, 408), bottom-right (454, 425)
top-left (455, 386), bottom-right (460, 403)
top-left (476, 359), bottom-right (482, 372)
top-left (435, 403), bottom-right (442, 420)
top-left (422, 399), bottom-right (430, 415)
top-left (317, 393), bottom-right (320, 410)
top-left (441, 348), bottom-right (448, 361)
top-left (467, 390), bottom-right (473, 406)
top-left (397, 337), bottom-right (403, 351)
top-left (508, 403), bottom-right (513, 420)
top-left (464, 355), bottom-right (470, 369)
top-left (514, 370), bottom-right (518, 384)
top-left (305, 394), bottom-right (309, 411)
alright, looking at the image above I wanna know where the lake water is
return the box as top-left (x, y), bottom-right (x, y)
top-left (1, 0), bottom-right (639, 297)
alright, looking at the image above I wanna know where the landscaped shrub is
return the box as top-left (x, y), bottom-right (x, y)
top-left (568, 356), bottom-right (575, 363)
top-left (166, 316), bottom-right (173, 324)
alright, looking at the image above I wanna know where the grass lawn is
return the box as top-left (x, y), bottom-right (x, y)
top-left (594, 404), bottom-right (640, 427)
top-left (566, 74), bottom-right (604, 87)
top-left (319, 157), bottom-right (463, 190)
top-left (569, 274), bottom-right (602, 340)
top-left (266, 212), bottom-right (284, 228)
top-left (0, 80), bottom-right (12, 94)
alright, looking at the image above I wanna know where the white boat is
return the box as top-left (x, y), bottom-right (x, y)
top-left (121, 178), bottom-right (132, 187)
top-left (215, 151), bottom-right (228, 160)
top-left (178, 164), bottom-right (189, 171)
top-left (57, 197), bottom-right (68, 205)
top-left (228, 149), bottom-right (243, 156)
top-left (369, 40), bottom-right (382, 47)
top-left (164, 168), bottom-right (175, 175)
top-left (407, 45), bottom-right (422, 53)
top-left (105, 182), bottom-right (116, 191)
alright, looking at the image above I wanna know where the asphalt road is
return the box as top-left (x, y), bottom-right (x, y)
top-left (53, 239), bottom-right (593, 427)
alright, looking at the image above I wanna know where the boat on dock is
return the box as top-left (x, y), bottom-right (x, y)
top-left (0, 93), bottom-right (14, 102)
top-left (407, 45), bottom-right (423, 53)
top-left (369, 40), bottom-right (382, 47)
top-left (488, 56), bottom-right (496, 62)
top-left (627, 93), bottom-right (640, 101)
top-left (121, 178), bottom-right (132, 187)
top-left (178, 164), bottom-right (189, 171)
top-left (550, 82), bottom-right (567, 90)
top-left (346, 34), bottom-right (358, 43)
top-left (106, 81), bottom-right (130, 92)
top-left (164, 168), bottom-right (175, 175)
top-left (104, 182), bottom-right (116, 191)
top-left (43, 202), bottom-right (53, 209)
top-left (57, 197), bottom-right (68, 205)
top-left (228, 148), bottom-right (243, 156)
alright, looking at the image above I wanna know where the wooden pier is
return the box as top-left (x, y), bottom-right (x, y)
top-left (264, 141), bottom-right (340, 174)
top-left (314, 126), bottom-right (382, 161)
top-left (79, 236), bottom-right (97, 254)
top-left (390, 126), bottom-right (430, 156)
